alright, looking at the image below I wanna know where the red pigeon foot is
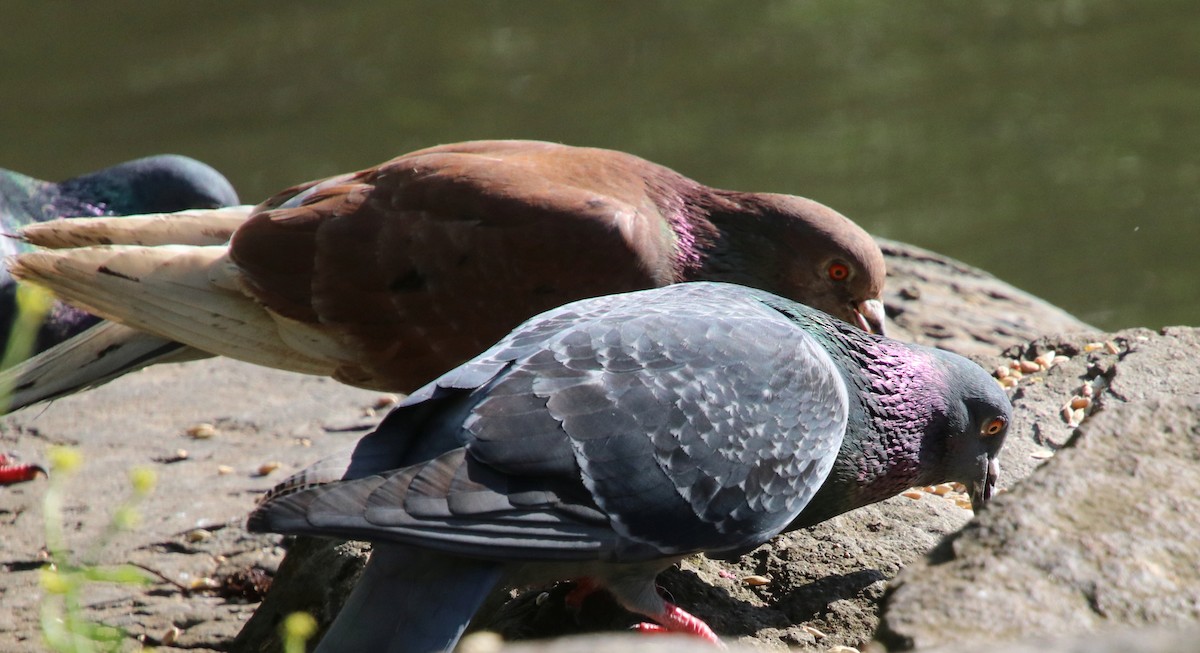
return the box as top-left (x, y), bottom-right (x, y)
top-left (632, 603), bottom-right (725, 647)
top-left (0, 452), bottom-right (46, 486)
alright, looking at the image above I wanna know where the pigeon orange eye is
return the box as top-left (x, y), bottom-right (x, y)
top-left (828, 262), bottom-right (850, 281)
top-left (982, 417), bottom-right (1007, 436)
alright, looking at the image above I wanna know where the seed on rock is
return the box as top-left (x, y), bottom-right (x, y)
top-left (257, 461), bottom-right (282, 476)
top-left (161, 626), bottom-right (181, 646)
top-left (1018, 359), bottom-right (1040, 374)
top-left (1072, 407), bottom-right (1086, 424)
top-left (217, 465), bottom-right (234, 475)
top-left (1008, 359), bottom-right (1023, 370)
top-left (186, 528), bottom-right (213, 543)
top-left (743, 575), bottom-right (770, 586)
top-left (1054, 355), bottom-right (1071, 365)
top-left (932, 483), bottom-right (955, 496)
top-left (901, 490), bottom-right (923, 500)
top-left (802, 625), bottom-right (827, 639)
top-left (1081, 383), bottom-right (1094, 398)
top-left (1104, 341), bottom-right (1120, 355)
top-left (188, 577), bottom-right (220, 590)
top-left (1031, 450), bottom-right (1054, 460)
top-left (999, 376), bottom-right (1019, 389)
top-left (374, 394), bottom-right (400, 410)
top-left (1034, 351), bottom-right (1057, 369)
top-left (994, 366), bottom-right (1010, 379)
top-left (1084, 342), bottom-right (1104, 353)
top-left (828, 646), bottom-right (861, 653)
top-left (186, 423), bottom-right (216, 439)
top-left (1070, 396), bottom-right (1091, 410)
top-left (1061, 406), bottom-right (1075, 424)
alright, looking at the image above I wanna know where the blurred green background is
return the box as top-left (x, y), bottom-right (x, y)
top-left (2, 0), bottom-right (1197, 330)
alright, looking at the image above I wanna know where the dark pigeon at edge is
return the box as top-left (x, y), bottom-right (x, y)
top-left (0, 154), bottom-right (239, 359)
top-left (248, 281), bottom-right (1011, 653)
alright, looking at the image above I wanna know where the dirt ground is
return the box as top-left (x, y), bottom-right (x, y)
top-left (0, 357), bottom-right (385, 651)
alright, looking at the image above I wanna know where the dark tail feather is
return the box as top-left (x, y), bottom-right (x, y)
top-left (315, 544), bottom-right (503, 653)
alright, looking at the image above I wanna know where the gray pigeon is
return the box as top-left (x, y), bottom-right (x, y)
top-left (248, 282), bottom-right (1010, 652)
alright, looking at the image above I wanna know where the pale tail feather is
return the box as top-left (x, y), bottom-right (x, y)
top-left (19, 206), bottom-right (255, 248)
top-left (8, 245), bottom-right (337, 378)
top-left (0, 321), bottom-right (204, 413)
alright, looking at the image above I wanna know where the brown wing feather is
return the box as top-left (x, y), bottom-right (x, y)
top-left (230, 142), bottom-right (684, 391)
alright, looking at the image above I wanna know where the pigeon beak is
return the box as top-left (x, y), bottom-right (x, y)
top-left (853, 299), bottom-right (887, 336)
top-left (969, 456), bottom-right (1000, 513)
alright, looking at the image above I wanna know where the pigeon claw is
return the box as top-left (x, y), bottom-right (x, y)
top-left (0, 453), bottom-right (47, 487)
top-left (632, 602), bottom-right (725, 648)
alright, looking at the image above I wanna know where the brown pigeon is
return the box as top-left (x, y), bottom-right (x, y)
top-left (7, 140), bottom-right (886, 407)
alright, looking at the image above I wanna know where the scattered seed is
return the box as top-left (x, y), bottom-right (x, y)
top-left (1061, 406), bottom-right (1075, 424)
top-left (186, 528), bottom-right (213, 543)
top-left (217, 465), bottom-right (234, 475)
top-left (901, 490), bottom-right (923, 500)
top-left (954, 497), bottom-right (974, 510)
top-left (161, 626), bottom-right (181, 646)
top-left (1070, 396), bottom-right (1091, 410)
top-left (374, 394), bottom-right (400, 410)
top-left (932, 483), bottom-right (955, 496)
top-left (1034, 351), bottom-right (1056, 369)
top-left (186, 423), bottom-right (217, 439)
top-left (1081, 383), bottom-right (1094, 398)
top-left (802, 625), bottom-right (827, 639)
top-left (294, 437), bottom-right (312, 447)
top-left (1008, 359), bottom-right (1023, 370)
top-left (828, 646), bottom-right (861, 653)
top-left (188, 577), bottom-right (220, 590)
top-left (743, 575), bottom-right (770, 587)
top-left (999, 376), bottom-right (1019, 389)
top-left (950, 482), bottom-right (966, 492)
top-left (1083, 342), bottom-right (1104, 353)
top-left (1018, 359), bottom-right (1040, 374)
top-left (994, 366), bottom-right (1010, 379)
top-left (1054, 355), bottom-right (1071, 365)
top-left (257, 461), bottom-right (282, 476)
top-left (1104, 341), bottom-right (1120, 355)
top-left (1072, 407), bottom-right (1086, 424)
top-left (1031, 450), bottom-right (1054, 460)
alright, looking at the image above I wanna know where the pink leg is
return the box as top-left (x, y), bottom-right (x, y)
top-left (632, 602), bottom-right (724, 648)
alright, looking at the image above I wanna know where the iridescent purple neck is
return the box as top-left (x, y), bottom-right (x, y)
top-left (852, 339), bottom-right (948, 493)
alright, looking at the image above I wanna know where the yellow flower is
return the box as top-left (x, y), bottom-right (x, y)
top-left (129, 466), bottom-right (157, 496)
top-left (47, 446), bottom-right (83, 474)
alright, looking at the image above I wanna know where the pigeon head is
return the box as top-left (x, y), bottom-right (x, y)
top-left (56, 154), bottom-right (239, 216)
top-left (924, 347), bottom-right (1010, 510)
top-left (782, 310), bottom-right (1011, 530)
top-left (692, 191), bottom-right (887, 335)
